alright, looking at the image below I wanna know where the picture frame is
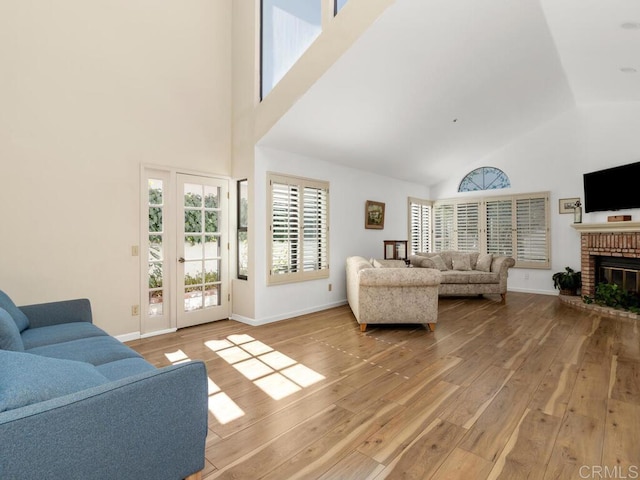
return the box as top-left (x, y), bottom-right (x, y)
top-left (365, 200), bottom-right (385, 229)
top-left (559, 197), bottom-right (580, 214)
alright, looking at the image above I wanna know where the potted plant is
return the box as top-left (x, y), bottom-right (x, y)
top-left (552, 267), bottom-right (582, 296)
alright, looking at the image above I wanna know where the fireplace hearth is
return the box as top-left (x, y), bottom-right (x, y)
top-left (573, 223), bottom-right (640, 298)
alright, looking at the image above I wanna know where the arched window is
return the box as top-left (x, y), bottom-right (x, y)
top-left (458, 167), bottom-right (510, 192)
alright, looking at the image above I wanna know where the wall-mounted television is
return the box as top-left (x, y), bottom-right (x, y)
top-left (583, 161), bottom-right (640, 213)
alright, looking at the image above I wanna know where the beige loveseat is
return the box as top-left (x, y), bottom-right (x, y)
top-left (409, 251), bottom-right (515, 303)
top-left (346, 256), bottom-right (441, 332)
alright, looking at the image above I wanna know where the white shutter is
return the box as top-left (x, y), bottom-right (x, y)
top-left (486, 199), bottom-right (513, 256)
top-left (433, 203), bottom-right (454, 252)
top-left (455, 202), bottom-right (480, 252)
top-left (268, 173), bottom-right (330, 284)
top-left (409, 199), bottom-right (431, 254)
top-left (302, 186), bottom-right (329, 272)
top-left (271, 180), bottom-right (300, 276)
top-left (515, 195), bottom-right (549, 268)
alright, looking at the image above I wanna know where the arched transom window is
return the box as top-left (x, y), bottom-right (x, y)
top-left (459, 167), bottom-right (510, 192)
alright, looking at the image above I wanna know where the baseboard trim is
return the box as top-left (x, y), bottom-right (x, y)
top-left (508, 287), bottom-right (557, 296)
top-left (116, 328), bottom-right (178, 343)
top-left (231, 300), bottom-right (348, 327)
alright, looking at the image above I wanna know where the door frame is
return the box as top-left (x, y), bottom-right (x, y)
top-left (140, 165), bottom-right (232, 337)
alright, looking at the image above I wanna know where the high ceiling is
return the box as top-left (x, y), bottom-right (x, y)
top-left (257, 0), bottom-right (640, 187)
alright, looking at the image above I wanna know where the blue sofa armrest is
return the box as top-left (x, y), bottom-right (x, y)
top-left (19, 298), bottom-right (93, 328)
top-left (0, 361), bottom-right (208, 480)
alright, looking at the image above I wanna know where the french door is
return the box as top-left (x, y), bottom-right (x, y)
top-left (176, 174), bottom-right (229, 328)
top-left (143, 170), bottom-right (229, 335)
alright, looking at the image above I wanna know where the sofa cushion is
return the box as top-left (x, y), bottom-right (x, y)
top-left (440, 271), bottom-right (499, 284)
top-left (373, 259), bottom-right (406, 268)
top-left (0, 290), bottom-right (30, 332)
top-left (96, 358), bottom-right (156, 381)
top-left (27, 336), bottom-right (143, 366)
top-left (430, 255), bottom-right (448, 271)
top-left (21, 322), bottom-right (109, 350)
top-left (476, 253), bottom-right (493, 272)
top-left (0, 308), bottom-right (25, 351)
top-left (0, 350), bottom-right (109, 412)
top-left (451, 252), bottom-right (472, 271)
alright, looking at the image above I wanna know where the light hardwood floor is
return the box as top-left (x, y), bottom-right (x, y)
top-left (128, 293), bottom-right (640, 480)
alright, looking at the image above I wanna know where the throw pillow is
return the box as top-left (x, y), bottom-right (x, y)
top-left (476, 253), bottom-right (493, 272)
top-left (0, 308), bottom-right (24, 351)
top-left (430, 255), bottom-right (449, 271)
top-left (0, 290), bottom-right (30, 332)
top-left (419, 257), bottom-right (438, 269)
top-left (0, 350), bottom-right (109, 412)
top-left (451, 253), bottom-right (472, 271)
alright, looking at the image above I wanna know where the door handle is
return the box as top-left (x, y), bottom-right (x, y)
top-left (178, 257), bottom-right (185, 263)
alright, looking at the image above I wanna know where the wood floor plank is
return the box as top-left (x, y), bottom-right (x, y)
top-left (609, 357), bottom-right (640, 405)
top-left (487, 409), bottom-right (562, 480)
top-left (603, 398), bottom-right (640, 470)
top-left (373, 418), bottom-right (466, 480)
top-left (542, 412), bottom-right (604, 480)
top-left (429, 447), bottom-right (494, 479)
top-left (357, 381), bottom-right (459, 464)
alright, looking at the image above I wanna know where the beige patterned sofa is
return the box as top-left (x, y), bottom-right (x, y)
top-left (409, 251), bottom-right (515, 303)
top-left (346, 256), bottom-right (441, 332)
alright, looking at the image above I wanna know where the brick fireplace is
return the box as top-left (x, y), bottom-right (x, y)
top-left (573, 223), bottom-right (640, 297)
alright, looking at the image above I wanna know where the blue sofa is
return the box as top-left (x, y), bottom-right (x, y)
top-left (0, 290), bottom-right (208, 480)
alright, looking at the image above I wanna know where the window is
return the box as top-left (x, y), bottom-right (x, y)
top-left (268, 173), bottom-right (329, 284)
top-left (261, 0), bottom-right (322, 99)
top-left (432, 192), bottom-right (550, 269)
top-left (147, 178), bottom-right (165, 317)
top-left (237, 179), bottom-right (248, 280)
top-left (408, 198), bottom-right (432, 255)
top-left (334, 0), bottom-right (349, 15)
top-left (459, 166), bottom-right (510, 192)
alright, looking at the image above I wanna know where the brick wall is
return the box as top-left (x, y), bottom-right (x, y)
top-left (580, 232), bottom-right (640, 297)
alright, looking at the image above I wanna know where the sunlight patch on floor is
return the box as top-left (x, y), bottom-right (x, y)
top-left (205, 333), bottom-right (326, 403)
top-left (208, 392), bottom-right (245, 424)
top-left (164, 347), bottom-right (246, 424)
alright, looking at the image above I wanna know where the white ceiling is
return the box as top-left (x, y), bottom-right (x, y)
top-left (257, 0), bottom-right (640, 187)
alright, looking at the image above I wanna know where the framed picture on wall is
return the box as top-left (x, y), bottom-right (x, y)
top-left (559, 197), bottom-right (580, 214)
top-left (365, 200), bottom-right (385, 229)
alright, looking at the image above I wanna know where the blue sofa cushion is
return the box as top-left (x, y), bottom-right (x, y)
top-left (96, 358), bottom-right (157, 381)
top-left (0, 350), bottom-right (109, 412)
top-left (0, 308), bottom-right (25, 351)
top-left (27, 336), bottom-right (143, 366)
top-left (0, 290), bottom-right (30, 332)
top-left (21, 322), bottom-right (108, 350)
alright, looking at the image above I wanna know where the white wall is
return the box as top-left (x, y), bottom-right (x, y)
top-left (246, 146), bottom-right (429, 324)
top-left (0, 0), bottom-right (232, 336)
top-left (430, 103), bottom-right (640, 294)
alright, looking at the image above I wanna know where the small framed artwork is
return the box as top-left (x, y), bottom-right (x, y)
top-left (365, 200), bottom-right (385, 229)
top-left (559, 197), bottom-right (580, 214)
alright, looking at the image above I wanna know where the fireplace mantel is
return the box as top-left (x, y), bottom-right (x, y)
top-left (571, 222), bottom-right (640, 233)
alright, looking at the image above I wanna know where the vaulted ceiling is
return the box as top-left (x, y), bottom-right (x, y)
top-left (257, 0), bottom-right (640, 187)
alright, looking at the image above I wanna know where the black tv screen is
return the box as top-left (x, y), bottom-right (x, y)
top-left (583, 161), bottom-right (640, 213)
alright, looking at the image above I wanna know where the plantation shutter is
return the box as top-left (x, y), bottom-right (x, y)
top-left (515, 194), bottom-right (549, 268)
top-left (268, 174), bottom-right (330, 284)
top-left (486, 199), bottom-right (513, 256)
top-left (302, 186), bottom-right (329, 272)
top-left (433, 203), bottom-right (454, 252)
top-left (409, 199), bottom-right (431, 254)
top-left (271, 180), bottom-right (300, 276)
top-left (455, 202), bottom-right (480, 252)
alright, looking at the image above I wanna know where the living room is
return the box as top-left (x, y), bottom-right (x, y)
top-left (2, 0), bottom-right (640, 478)
top-left (3, 0), bottom-right (640, 338)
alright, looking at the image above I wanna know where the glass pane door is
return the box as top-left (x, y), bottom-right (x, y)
top-left (177, 174), bottom-right (229, 328)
